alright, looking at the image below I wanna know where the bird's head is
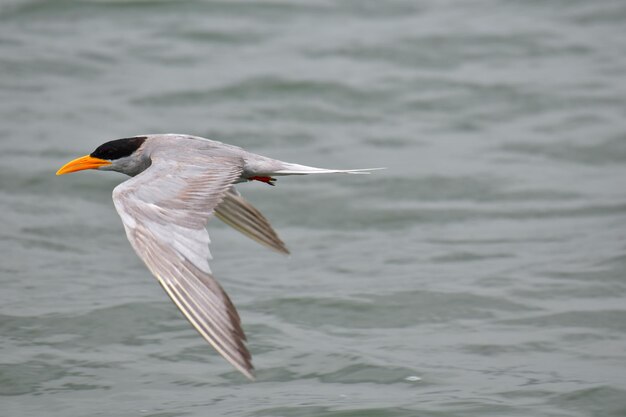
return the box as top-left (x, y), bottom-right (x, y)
top-left (56, 136), bottom-right (149, 177)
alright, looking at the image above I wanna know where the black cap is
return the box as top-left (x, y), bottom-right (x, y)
top-left (90, 136), bottom-right (147, 160)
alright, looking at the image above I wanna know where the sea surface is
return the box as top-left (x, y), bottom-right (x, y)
top-left (1, 1), bottom-right (626, 416)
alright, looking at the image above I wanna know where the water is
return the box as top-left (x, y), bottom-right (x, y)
top-left (1, 0), bottom-right (626, 416)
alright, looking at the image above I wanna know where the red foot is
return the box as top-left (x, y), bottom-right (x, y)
top-left (249, 176), bottom-right (277, 186)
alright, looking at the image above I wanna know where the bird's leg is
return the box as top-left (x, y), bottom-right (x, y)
top-left (249, 176), bottom-right (277, 186)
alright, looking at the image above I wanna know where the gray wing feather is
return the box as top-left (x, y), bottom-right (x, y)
top-left (214, 187), bottom-right (289, 255)
top-left (112, 152), bottom-right (254, 379)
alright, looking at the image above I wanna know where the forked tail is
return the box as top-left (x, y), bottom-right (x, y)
top-left (274, 162), bottom-right (385, 175)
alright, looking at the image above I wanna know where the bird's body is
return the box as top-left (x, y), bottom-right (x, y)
top-left (57, 134), bottom-right (379, 380)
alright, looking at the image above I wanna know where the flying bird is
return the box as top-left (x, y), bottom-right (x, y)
top-left (56, 134), bottom-right (379, 380)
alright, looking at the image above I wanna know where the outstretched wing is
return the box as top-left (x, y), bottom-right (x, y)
top-left (111, 152), bottom-right (255, 379)
top-left (215, 187), bottom-right (289, 255)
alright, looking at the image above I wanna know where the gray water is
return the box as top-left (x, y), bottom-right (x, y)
top-left (1, 1), bottom-right (626, 416)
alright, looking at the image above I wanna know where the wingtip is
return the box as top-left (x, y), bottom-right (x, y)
top-left (236, 364), bottom-right (256, 381)
top-left (273, 244), bottom-right (290, 255)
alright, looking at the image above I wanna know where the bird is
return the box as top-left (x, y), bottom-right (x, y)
top-left (56, 133), bottom-right (379, 380)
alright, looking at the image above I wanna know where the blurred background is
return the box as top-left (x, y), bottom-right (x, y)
top-left (1, 1), bottom-right (625, 416)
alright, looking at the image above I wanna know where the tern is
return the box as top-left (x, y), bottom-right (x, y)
top-left (56, 134), bottom-right (379, 380)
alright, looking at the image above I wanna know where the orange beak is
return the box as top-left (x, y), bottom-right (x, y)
top-left (56, 155), bottom-right (112, 175)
